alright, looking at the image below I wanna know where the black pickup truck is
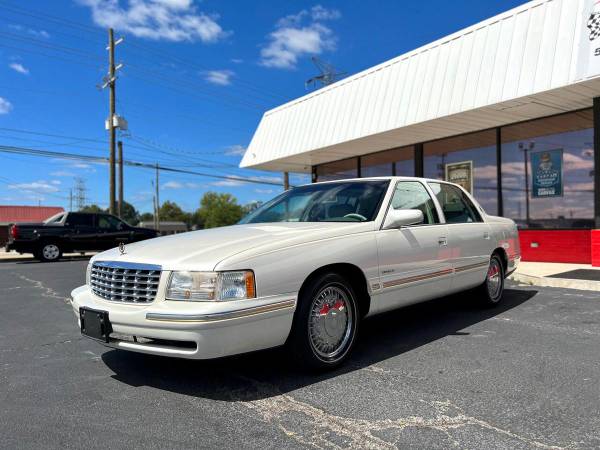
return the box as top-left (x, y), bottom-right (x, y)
top-left (6, 212), bottom-right (158, 262)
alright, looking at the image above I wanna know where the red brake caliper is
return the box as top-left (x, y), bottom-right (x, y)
top-left (319, 304), bottom-right (330, 315)
top-left (488, 265), bottom-right (498, 278)
top-left (332, 299), bottom-right (345, 311)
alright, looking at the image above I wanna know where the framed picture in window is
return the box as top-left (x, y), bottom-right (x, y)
top-left (445, 160), bottom-right (473, 194)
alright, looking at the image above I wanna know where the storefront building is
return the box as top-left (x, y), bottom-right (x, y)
top-left (242, 0), bottom-right (600, 266)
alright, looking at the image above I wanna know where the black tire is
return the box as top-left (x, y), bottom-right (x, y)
top-left (38, 242), bottom-right (62, 262)
top-left (476, 253), bottom-right (505, 307)
top-left (288, 272), bottom-right (360, 371)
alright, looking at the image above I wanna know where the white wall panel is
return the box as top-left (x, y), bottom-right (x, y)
top-left (242, 0), bottom-right (600, 171)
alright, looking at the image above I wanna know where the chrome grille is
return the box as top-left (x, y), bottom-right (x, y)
top-left (90, 261), bottom-right (161, 304)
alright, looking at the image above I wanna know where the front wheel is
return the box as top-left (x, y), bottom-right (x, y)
top-left (38, 243), bottom-right (62, 262)
top-left (288, 273), bottom-right (359, 371)
top-left (476, 254), bottom-right (505, 307)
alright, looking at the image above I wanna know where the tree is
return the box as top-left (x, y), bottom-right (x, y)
top-left (159, 201), bottom-right (190, 225)
top-left (243, 200), bottom-right (263, 215)
top-left (139, 212), bottom-right (154, 223)
top-left (120, 201), bottom-right (140, 226)
top-left (196, 192), bottom-right (244, 229)
top-left (79, 204), bottom-right (104, 214)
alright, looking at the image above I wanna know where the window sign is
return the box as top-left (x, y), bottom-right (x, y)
top-left (445, 160), bottom-right (473, 194)
top-left (531, 149), bottom-right (563, 198)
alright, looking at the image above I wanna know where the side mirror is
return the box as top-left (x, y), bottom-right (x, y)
top-left (383, 209), bottom-right (424, 229)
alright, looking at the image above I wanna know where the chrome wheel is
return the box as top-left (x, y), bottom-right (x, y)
top-left (308, 284), bottom-right (354, 360)
top-left (42, 244), bottom-right (60, 261)
top-left (486, 258), bottom-right (502, 301)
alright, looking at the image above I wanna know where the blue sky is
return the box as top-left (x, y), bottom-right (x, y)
top-left (0, 0), bottom-right (528, 214)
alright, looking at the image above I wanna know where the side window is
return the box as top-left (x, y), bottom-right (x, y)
top-left (429, 183), bottom-right (482, 224)
top-left (390, 181), bottom-right (439, 225)
top-left (97, 215), bottom-right (123, 230)
top-left (66, 214), bottom-right (93, 228)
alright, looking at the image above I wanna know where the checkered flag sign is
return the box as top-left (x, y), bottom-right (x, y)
top-left (589, 13), bottom-right (600, 41)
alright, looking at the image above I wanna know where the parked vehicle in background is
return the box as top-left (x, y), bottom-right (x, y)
top-left (6, 212), bottom-right (158, 262)
top-left (71, 177), bottom-right (520, 370)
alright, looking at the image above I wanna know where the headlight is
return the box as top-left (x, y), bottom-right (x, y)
top-left (166, 270), bottom-right (256, 302)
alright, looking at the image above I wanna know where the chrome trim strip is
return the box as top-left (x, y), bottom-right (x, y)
top-left (94, 260), bottom-right (162, 271)
top-left (145, 299), bottom-right (296, 322)
top-left (454, 261), bottom-right (489, 273)
top-left (382, 268), bottom-right (453, 288)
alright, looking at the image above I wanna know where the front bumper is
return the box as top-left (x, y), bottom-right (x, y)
top-left (71, 285), bottom-right (297, 359)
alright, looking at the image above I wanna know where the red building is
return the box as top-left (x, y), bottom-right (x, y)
top-left (0, 206), bottom-right (64, 247)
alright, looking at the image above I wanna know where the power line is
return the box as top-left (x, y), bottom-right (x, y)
top-left (0, 145), bottom-right (286, 187)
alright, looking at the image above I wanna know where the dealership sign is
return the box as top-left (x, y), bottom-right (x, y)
top-left (577, 0), bottom-right (600, 79)
top-left (445, 161), bottom-right (473, 194)
top-left (531, 149), bottom-right (563, 198)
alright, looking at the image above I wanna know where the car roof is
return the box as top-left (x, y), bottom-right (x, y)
top-left (297, 176), bottom-right (451, 187)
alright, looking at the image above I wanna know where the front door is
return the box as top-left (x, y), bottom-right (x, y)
top-left (65, 213), bottom-right (97, 251)
top-left (428, 182), bottom-right (494, 292)
top-left (97, 214), bottom-right (130, 250)
top-left (375, 181), bottom-right (452, 313)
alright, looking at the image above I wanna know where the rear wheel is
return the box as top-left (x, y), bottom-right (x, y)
top-left (38, 243), bottom-right (62, 262)
top-left (288, 273), bottom-right (359, 371)
top-left (477, 254), bottom-right (505, 307)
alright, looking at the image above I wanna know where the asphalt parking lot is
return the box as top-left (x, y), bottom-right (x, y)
top-left (1, 259), bottom-right (599, 449)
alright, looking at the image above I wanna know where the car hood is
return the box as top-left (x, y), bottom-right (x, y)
top-left (92, 222), bottom-right (375, 270)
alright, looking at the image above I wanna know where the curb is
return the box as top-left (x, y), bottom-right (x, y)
top-left (509, 272), bottom-right (600, 292)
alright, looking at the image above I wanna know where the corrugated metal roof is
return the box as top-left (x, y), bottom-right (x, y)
top-left (0, 206), bottom-right (64, 224)
top-left (242, 0), bottom-right (600, 172)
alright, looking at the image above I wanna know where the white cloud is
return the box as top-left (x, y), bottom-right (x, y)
top-left (163, 181), bottom-right (184, 189)
top-left (77, 0), bottom-right (228, 43)
top-left (203, 69), bottom-right (234, 86)
top-left (224, 144), bottom-right (246, 156)
top-left (230, 58), bottom-right (243, 64)
top-left (9, 24), bottom-right (50, 39)
top-left (50, 170), bottom-right (75, 177)
top-left (255, 188), bottom-right (274, 194)
top-left (310, 5), bottom-right (341, 21)
top-left (0, 97), bottom-right (12, 114)
top-left (50, 180), bottom-right (61, 185)
top-left (9, 62), bottom-right (29, 75)
top-left (260, 5), bottom-right (340, 69)
top-left (8, 180), bottom-right (60, 194)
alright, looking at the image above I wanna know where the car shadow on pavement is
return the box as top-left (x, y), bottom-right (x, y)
top-left (14, 256), bottom-right (92, 265)
top-left (102, 287), bottom-right (537, 401)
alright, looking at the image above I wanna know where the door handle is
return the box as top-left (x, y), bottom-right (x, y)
top-left (483, 231), bottom-right (490, 240)
top-left (438, 237), bottom-right (447, 246)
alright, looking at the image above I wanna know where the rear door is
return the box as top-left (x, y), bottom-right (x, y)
top-left (375, 181), bottom-right (452, 312)
top-left (428, 182), bottom-right (493, 291)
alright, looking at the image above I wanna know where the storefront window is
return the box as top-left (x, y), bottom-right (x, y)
top-left (315, 157), bottom-right (358, 181)
top-left (361, 146), bottom-right (414, 177)
top-left (501, 110), bottom-right (594, 229)
top-left (424, 129), bottom-right (498, 215)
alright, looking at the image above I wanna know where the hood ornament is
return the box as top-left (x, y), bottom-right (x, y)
top-left (118, 242), bottom-right (126, 255)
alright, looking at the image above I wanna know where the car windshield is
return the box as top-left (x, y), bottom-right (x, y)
top-left (240, 180), bottom-right (390, 224)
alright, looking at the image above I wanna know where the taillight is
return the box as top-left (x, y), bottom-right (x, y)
top-left (10, 224), bottom-right (19, 239)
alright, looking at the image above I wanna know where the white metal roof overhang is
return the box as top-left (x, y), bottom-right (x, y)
top-left (241, 0), bottom-right (600, 173)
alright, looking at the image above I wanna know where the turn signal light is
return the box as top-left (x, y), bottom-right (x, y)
top-left (10, 224), bottom-right (19, 239)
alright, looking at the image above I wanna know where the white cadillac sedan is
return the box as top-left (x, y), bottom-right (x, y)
top-left (71, 177), bottom-right (520, 370)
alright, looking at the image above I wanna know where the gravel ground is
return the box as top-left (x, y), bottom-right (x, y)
top-left (1, 259), bottom-right (599, 449)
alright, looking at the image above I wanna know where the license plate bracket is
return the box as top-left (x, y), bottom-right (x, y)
top-left (80, 307), bottom-right (112, 343)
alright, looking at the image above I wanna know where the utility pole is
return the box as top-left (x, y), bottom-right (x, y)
top-left (118, 140), bottom-right (123, 218)
top-left (69, 189), bottom-right (73, 212)
top-left (155, 163), bottom-right (160, 233)
top-left (108, 28), bottom-right (116, 215)
top-left (283, 172), bottom-right (289, 190)
top-left (74, 178), bottom-right (86, 210)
